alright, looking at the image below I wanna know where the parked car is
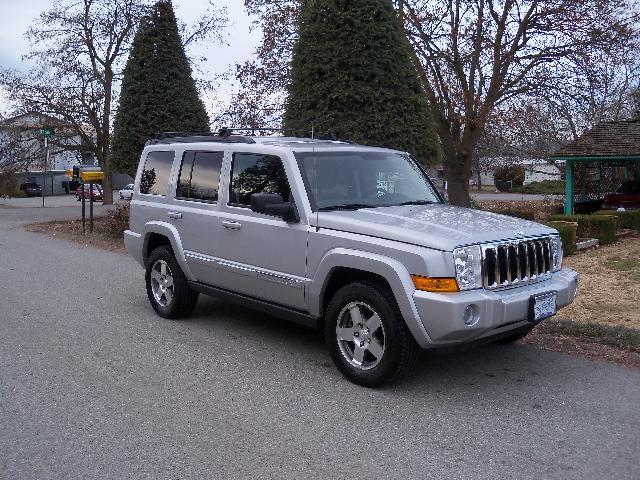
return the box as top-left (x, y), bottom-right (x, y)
top-left (602, 180), bottom-right (640, 210)
top-left (75, 184), bottom-right (103, 202)
top-left (20, 182), bottom-right (43, 197)
top-left (119, 183), bottom-right (134, 200)
top-left (125, 133), bottom-right (578, 387)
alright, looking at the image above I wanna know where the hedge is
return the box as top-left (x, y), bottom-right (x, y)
top-left (594, 210), bottom-right (640, 231)
top-left (589, 215), bottom-right (616, 244)
top-left (547, 221), bottom-right (577, 256)
top-left (494, 209), bottom-right (535, 221)
top-left (548, 214), bottom-right (589, 237)
top-left (548, 214), bottom-right (616, 245)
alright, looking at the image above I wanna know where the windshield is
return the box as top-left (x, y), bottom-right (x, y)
top-left (295, 151), bottom-right (440, 211)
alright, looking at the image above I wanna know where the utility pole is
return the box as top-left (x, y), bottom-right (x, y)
top-left (40, 127), bottom-right (55, 208)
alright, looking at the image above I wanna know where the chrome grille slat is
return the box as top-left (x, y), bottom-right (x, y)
top-left (482, 237), bottom-right (553, 290)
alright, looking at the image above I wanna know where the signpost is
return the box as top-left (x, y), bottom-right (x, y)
top-left (40, 127), bottom-right (55, 208)
top-left (79, 170), bottom-right (104, 234)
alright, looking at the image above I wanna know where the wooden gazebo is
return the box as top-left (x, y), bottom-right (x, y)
top-left (551, 120), bottom-right (640, 214)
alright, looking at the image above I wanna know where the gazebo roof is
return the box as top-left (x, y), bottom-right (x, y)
top-left (551, 120), bottom-right (640, 158)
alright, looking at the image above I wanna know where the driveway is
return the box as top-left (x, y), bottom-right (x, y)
top-left (0, 209), bottom-right (638, 479)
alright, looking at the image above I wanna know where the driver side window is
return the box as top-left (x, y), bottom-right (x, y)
top-left (229, 153), bottom-right (291, 206)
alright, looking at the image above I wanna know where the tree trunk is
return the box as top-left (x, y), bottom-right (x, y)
top-left (101, 70), bottom-right (114, 205)
top-left (447, 175), bottom-right (471, 207)
top-left (445, 153), bottom-right (473, 207)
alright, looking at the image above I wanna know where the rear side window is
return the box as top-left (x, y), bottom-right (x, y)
top-left (177, 151), bottom-right (224, 203)
top-left (139, 150), bottom-right (174, 196)
top-left (229, 153), bottom-right (291, 206)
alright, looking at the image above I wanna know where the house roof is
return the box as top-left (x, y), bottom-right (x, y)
top-left (551, 120), bottom-right (640, 158)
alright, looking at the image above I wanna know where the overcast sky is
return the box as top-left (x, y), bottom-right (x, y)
top-left (0, 0), bottom-right (262, 121)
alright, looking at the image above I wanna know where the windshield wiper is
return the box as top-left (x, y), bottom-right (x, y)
top-left (319, 203), bottom-right (378, 211)
top-left (396, 200), bottom-right (437, 206)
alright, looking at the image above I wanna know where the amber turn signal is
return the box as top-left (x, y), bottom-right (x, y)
top-left (411, 275), bottom-right (459, 293)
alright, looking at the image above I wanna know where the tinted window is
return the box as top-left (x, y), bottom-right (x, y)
top-left (229, 153), bottom-right (291, 206)
top-left (140, 150), bottom-right (174, 195)
top-left (177, 151), bottom-right (223, 202)
top-left (618, 181), bottom-right (640, 193)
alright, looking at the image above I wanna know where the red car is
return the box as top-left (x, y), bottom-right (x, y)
top-left (75, 184), bottom-right (103, 202)
top-left (603, 180), bottom-right (640, 210)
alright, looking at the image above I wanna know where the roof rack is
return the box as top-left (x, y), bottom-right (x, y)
top-left (217, 127), bottom-right (337, 141)
top-left (146, 131), bottom-right (256, 145)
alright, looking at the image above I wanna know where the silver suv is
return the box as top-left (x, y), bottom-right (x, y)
top-left (125, 133), bottom-right (578, 386)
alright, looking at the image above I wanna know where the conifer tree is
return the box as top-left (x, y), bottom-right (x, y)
top-left (112, 1), bottom-right (210, 175)
top-left (283, 0), bottom-right (439, 164)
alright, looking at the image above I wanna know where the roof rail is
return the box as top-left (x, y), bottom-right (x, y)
top-left (217, 126), bottom-right (338, 141)
top-left (146, 131), bottom-right (256, 145)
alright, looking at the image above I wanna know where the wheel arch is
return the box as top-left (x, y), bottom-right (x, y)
top-left (309, 248), bottom-right (432, 347)
top-left (142, 222), bottom-right (195, 281)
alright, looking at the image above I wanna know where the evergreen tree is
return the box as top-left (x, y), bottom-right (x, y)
top-left (112, 1), bottom-right (210, 175)
top-left (283, 0), bottom-right (440, 164)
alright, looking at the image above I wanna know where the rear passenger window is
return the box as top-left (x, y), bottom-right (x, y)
top-left (177, 151), bottom-right (223, 203)
top-left (229, 153), bottom-right (291, 206)
top-left (139, 150), bottom-right (174, 196)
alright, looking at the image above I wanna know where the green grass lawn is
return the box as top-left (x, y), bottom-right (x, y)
top-left (512, 180), bottom-right (565, 195)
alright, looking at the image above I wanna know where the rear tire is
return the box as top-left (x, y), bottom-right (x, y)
top-left (145, 246), bottom-right (198, 319)
top-left (325, 281), bottom-right (419, 387)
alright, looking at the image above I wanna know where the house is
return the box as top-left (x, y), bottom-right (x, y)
top-left (0, 112), bottom-right (95, 172)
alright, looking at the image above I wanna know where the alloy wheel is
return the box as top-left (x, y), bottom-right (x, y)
top-left (150, 260), bottom-right (175, 307)
top-left (336, 301), bottom-right (386, 370)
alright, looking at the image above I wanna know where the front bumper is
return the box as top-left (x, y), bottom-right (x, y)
top-left (413, 268), bottom-right (578, 346)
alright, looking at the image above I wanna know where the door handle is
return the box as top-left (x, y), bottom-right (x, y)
top-left (222, 220), bottom-right (242, 230)
top-left (167, 211), bottom-right (182, 219)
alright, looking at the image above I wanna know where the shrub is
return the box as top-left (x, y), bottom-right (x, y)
top-left (548, 214), bottom-right (590, 237)
top-left (594, 210), bottom-right (640, 231)
top-left (493, 209), bottom-right (535, 221)
top-left (589, 215), bottom-right (616, 245)
top-left (494, 165), bottom-right (525, 191)
top-left (103, 203), bottom-right (130, 238)
top-left (511, 180), bottom-right (566, 195)
top-left (548, 214), bottom-right (616, 245)
top-left (546, 221), bottom-right (577, 255)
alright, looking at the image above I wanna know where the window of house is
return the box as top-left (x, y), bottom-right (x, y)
top-left (139, 150), bottom-right (174, 196)
top-left (176, 151), bottom-right (223, 203)
top-left (229, 153), bottom-right (291, 206)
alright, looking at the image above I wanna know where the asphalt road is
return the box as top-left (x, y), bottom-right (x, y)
top-left (1, 206), bottom-right (639, 479)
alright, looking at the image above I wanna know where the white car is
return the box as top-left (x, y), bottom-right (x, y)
top-left (119, 184), bottom-right (134, 200)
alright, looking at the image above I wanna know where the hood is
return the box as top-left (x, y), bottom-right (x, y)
top-left (315, 204), bottom-right (556, 251)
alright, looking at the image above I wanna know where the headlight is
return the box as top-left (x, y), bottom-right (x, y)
top-left (550, 235), bottom-right (563, 272)
top-left (453, 245), bottom-right (483, 290)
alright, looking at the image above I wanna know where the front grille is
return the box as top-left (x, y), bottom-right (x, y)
top-left (482, 237), bottom-right (552, 289)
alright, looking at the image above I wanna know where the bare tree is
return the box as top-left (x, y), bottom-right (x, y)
top-left (232, 0), bottom-right (638, 205)
top-left (1, 0), bottom-right (226, 204)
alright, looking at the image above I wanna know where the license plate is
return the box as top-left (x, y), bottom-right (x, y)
top-left (529, 292), bottom-right (557, 323)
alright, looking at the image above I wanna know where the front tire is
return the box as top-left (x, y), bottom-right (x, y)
top-left (145, 246), bottom-right (198, 319)
top-left (325, 281), bottom-right (419, 387)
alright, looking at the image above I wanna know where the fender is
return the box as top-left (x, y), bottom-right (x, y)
top-left (143, 221), bottom-right (196, 281)
top-left (309, 248), bottom-right (433, 347)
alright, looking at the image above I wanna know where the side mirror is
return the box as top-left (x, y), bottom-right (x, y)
top-left (250, 193), bottom-right (300, 223)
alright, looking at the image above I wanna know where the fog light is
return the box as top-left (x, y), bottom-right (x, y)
top-left (463, 304), bottom-right (479, 326)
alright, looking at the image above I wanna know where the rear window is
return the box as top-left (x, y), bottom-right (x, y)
top-left (176, 151), bottom-right (224, 203)
top-left (139, 150), bottom-right (174, 196)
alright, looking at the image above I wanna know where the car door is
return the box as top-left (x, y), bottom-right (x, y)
top-left (214, 151), bottom-right (309, 310)
top-left (167, 149), bottom-right (226, 286)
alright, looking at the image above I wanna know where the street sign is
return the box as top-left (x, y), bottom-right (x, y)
top-left (80, 171), bottom-right (104, 182)
top-left (40, 127), bottom-right (55, 138)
